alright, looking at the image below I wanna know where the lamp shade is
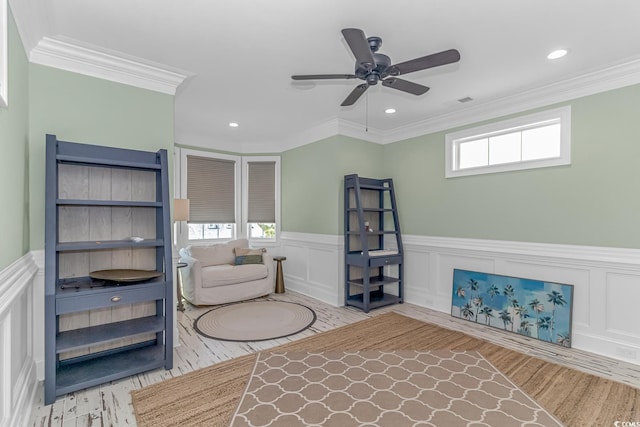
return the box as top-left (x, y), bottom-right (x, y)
top-left (174, 199), bottom-right (190, 222)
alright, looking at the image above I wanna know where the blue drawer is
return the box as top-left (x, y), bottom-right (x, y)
top-left (369, 255), bottom-right (402, 267)
top-left (56, 283), bottom-right (166, 314)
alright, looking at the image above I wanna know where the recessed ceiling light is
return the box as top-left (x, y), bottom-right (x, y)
top-left (547, 49), bottom-right (568, 60)
top-left (229, 122), bottom-right (239, 127)
top-left (385, 108), bottom-right (396, 114)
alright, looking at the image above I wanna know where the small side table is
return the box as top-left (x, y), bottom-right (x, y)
top-left (176, 262), bottom-right (187, 311)
top-left (273, 256), bottom-right (287, 294)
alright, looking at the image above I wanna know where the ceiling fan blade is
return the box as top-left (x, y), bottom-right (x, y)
top-left (291, 74), bottom-right (357, 80)
top-left (389, 49), bottom-right (461, 76)
top-left (341, 83), bottom-right (369, 106)
top-left (341, 28), bottom-right (376, 69)
top-left (382, 77), bottom-right (430, 95)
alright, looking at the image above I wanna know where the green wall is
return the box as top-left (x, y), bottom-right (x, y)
top-left (0, 10), bottom-right (29, 270)
top-left (281, 135), bottom-right (383, 235)
top-left (28, 65), bottom-right (175, 249)
top-left (281, 85), bottom-right (640, 250)
top-left (382, 84), bottom-right (640, 249)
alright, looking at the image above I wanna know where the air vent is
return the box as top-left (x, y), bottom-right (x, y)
top-left (458, 96), bottom-right (473, 103)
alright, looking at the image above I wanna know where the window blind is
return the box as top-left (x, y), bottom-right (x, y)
top-left (247, 161), bottom-right (276, 223)
top-left (187, 155), bottom-right (235, 223)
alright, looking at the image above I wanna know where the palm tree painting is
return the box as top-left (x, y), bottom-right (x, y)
top-left (451, 269), bottom-right (573, 347)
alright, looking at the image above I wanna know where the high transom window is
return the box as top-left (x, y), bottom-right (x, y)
top-left (445, 106), bottom-right (571, 177)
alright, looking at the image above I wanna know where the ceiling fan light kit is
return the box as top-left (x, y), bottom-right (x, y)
top-left (291, 28), bottom-right (461, 106)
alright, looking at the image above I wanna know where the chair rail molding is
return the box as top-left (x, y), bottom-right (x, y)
top-left (402, 235), bottom-right (640, 267)
top-left (0, 251), bottom-right (39, 427)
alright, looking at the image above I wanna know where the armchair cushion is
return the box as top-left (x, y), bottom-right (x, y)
top-left (188, 239), bottom-right (248, 267)
top-left (201, 263), bottom-right (268, 287)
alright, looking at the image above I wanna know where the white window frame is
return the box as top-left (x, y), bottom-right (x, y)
top-left (445, 106), bottom-right (571, 178)
top-left (242, 156), bottom-right (281, 244)
top-left (0, 0), bottom-right (8, 107)
top-left (176, 148), bottom-right (281, 246)
top-left (179, 148), bottom-right (242, 244)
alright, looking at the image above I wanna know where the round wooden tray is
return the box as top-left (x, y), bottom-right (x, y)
top-left (90, 269), bottom-right (163, 282)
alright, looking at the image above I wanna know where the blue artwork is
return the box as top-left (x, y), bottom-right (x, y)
top-left (451, 269), bottom-right (574, 347)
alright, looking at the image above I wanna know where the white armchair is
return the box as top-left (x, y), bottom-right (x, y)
top-left (178, 239), bottom-right (274, 306)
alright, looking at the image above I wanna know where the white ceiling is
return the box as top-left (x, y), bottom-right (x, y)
top-left (10, 0), bottom-right (640, 152)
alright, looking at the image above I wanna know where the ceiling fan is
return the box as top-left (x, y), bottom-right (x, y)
top-left (291, 28), bottom-right (461, 106)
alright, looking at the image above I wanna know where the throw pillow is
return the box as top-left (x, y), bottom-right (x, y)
top-left (234, 247), bottom-right (265, 265)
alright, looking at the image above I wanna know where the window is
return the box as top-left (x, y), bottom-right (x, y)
top-left (243, 158), bottom-right (279, 242)
top-left (178, 149), bottom-right (280, 243)
top-left (445, 106), bottom-right (571, 177)
top-left (181, 150), bottom-right (241, 242)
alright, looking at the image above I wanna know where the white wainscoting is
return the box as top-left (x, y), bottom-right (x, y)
top-left (279, 233), bottom-right (343, 306)
top-left (280, 232), bottom-right (640, 364)
top-left (0, 252), bottom-right (38, 427)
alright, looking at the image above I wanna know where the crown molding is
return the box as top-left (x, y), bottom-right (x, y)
top-left (280, 117), bottom-right (388, 151)
top-left (383, 56), bottom-right (640, 144)
top-left (175, 132), bottom-right (240, 154)
top-left (29, 36), bottom-right (190, 95)
top-left (281, 118), bottom-right (341, 151)
top-left (178, 118), bottom-right (384, 154)
top-left (175, 130), bottom-right (285, 155)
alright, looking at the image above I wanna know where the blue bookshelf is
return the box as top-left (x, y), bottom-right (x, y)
top-left (44, 135), bottom-right (173, 404)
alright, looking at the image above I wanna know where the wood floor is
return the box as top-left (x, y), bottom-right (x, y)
top-left (29, 291), bottom-right (640, 426)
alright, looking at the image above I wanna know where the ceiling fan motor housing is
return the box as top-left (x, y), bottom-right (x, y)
top-left (355, 52), bottom-right (391, 85)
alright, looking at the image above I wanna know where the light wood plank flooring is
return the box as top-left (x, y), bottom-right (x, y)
top-left (29, 291), bottom-right (640, 426)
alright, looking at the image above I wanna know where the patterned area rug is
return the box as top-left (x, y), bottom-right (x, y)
top-left (194, 301), bottom-right (316, 342)
top-left (132, 313), bottom-right (640, 426)
top-left (229, 350), bottom-right (564, 426)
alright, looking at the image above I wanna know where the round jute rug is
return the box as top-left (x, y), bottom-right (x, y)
top-left (194, 301), bottom-right (316, 342)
